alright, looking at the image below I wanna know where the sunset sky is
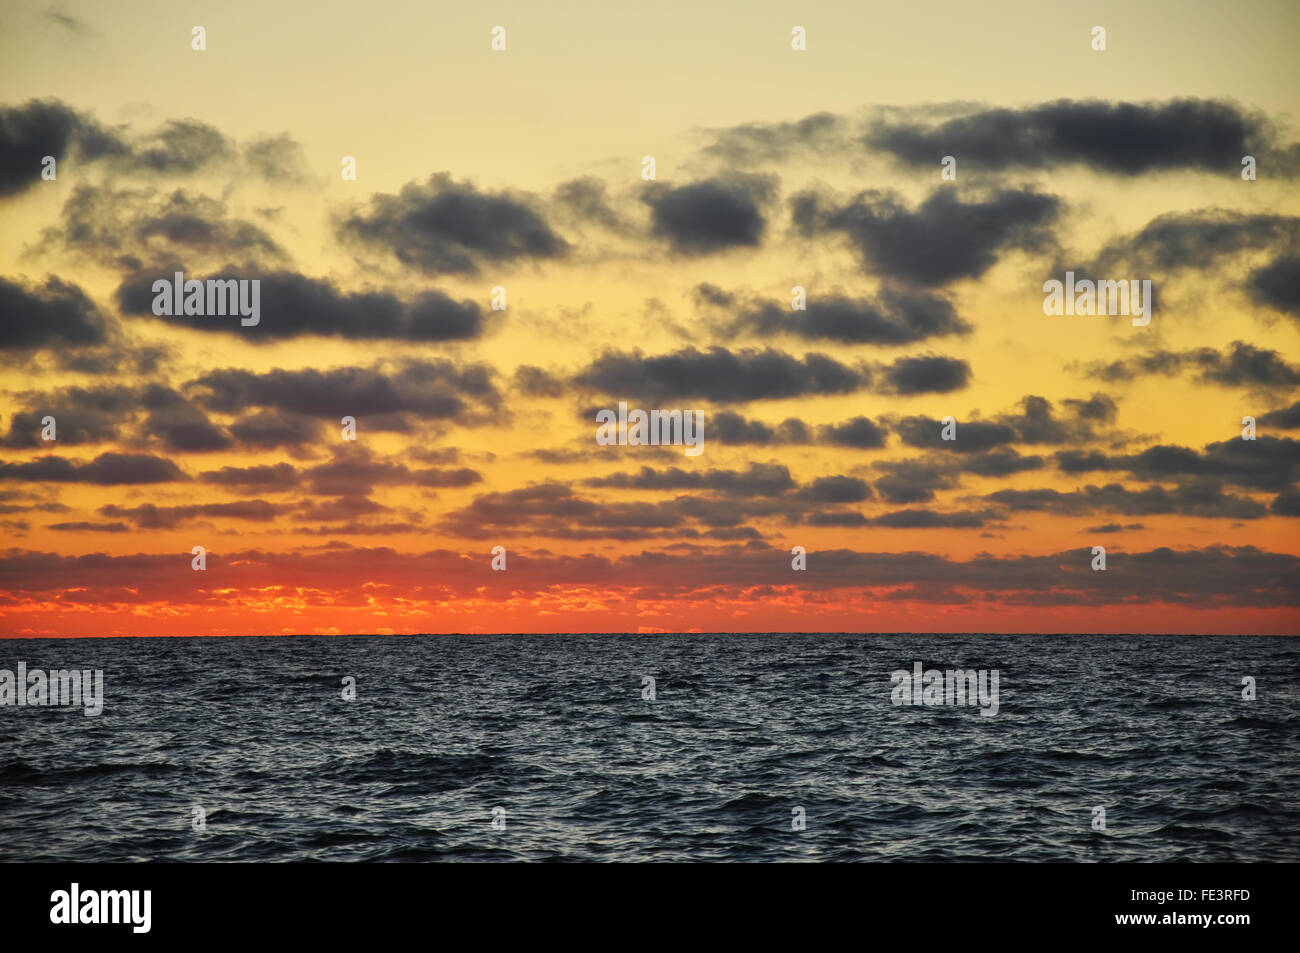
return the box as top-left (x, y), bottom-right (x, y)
top-left (2, 0), bottom-right (1298, 636)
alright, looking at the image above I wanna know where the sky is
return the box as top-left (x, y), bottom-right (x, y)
top-left (1, 0), bottom-right (1298, 636)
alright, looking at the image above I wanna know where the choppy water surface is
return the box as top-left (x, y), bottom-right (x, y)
top-left (1, 634), bottom-right (1296, 861)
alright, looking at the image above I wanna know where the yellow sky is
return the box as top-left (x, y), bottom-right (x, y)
top-left (1, 0), bottom-right (1298, 633)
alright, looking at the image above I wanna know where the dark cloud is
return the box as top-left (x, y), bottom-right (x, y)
top-left (872, 460), bottom-right (958, 504)
top-left (585, 462), bottom-right (796, 497)
top-left (1063, 394), bottom-right (1118, 423)
top-left (0, 408), bottom-right (112, 448)
top-left (0, 275), bottom-right (112, 349)
top-left (438, 482), bottom-right (682, 540)
top-left (188, 360), bottom-right (500, 423)
top-left (710, 411), bottom-right (812, 445)
top-left (100, 499), bottom-right (288, 529)
top-left (48, 186), bottom-right (287, 270)
top-left (961, 448), bottom-right (1045, 476)
top-left (0, 452), bottom-right (184, 485)
top-left (880, 355), bottom-right (971, 394)
top-left (1083, 350), bottom-right (1182, 383)
top-left (895, 417), bottom-right (1014, 453)
top-left (866, 99), bottom-right (1284, 175)
top-left (1272, 491), bottom-right (1300, 517)
top-left (434, 482), bottom-right (803, 541)
top-left (1084, 341), bottom-right (1300, 392)
top-left (117, 267), bottom-right (486, 342)
top-left (610, 493), bottom-right (786, 532)
top-left (1195, 343), bottom-right (1300, 391)
top-left (1248, 255), bottom-right (1300, 317)
top-left (818, 416), bottom-right (888, 449)
top-left (138, 384), bottom-right (232, 452)
top-left (870, 450), bottom-right (1041, 504)
top-left (692, 282), bottom-right (735, 308)
top-left (199, 463), bottom-right (300, 490)
top-left (896, 394), bottom-right (1119, 454)
top-left (1134, 441), bottom-right (1297, 490)
top-left (338, 172), bottom-right (568, 275)
top-left (806, 511), bottom-right (870, 527)
top-left (38, 340), bottom-right (171, 377)
top-left (131, 119), bottom-right (233, 174)
top-left (642, 175), bottom-right (776, 254)
top-left (227, 410), bottom-right (323, 449)
top-left (0, 100), bottom-right (313, 200)
top-left (48, 521), bottom-right (129, 532)
top-left (1008, 395), bottom-right (1096, 443)
top-left (796, 475), bottom-right (873, 503)
top-left (572, 346), bottom-right (867, 402)
top-left (0, 383), bottom-right (138, 447)
top-left (242, 133), bottom-right (308, 183)
top-left (792, 186), bottom-right (1060, 286)
top-left (1056, 450), bottom-right (1117, 474)
top-left (702, 112), bottom-right (847, 164)
top-left (986, 482), bottom-right (1268, 519)
top-left (868, 508), bottom-right (994, 528)
top-left (140, 404), bottom-right (231, 453)
top-left (513, 365), bottom-right (566, 398)
top-left (717, 286), bottom-right (970, 345)
top-left (552, 177), bottom-right (622, 229)
top-left (414, 467), bottom-right (483, 488)
top-left (1086, 210), bottom-right (1297, 274)
top-left (302, 446), bottom-right (481, 496)
top-left (1258, 401), bottom-right (1300, 430)
top-left (0, 495), bottom-right (69, 515)
top-left (132, 193), bottom-right (281, 261)
top-left (0, 383), bottom-right (239, 452)
top-left (300, 452), bottom-right (409, 496)
top-left (0, 99), bottom-right (123, 197)
top-left (1068, 437), bottom-right (1300, 492)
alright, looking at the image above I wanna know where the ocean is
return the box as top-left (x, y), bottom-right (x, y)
top-left (1, 633), bottom-right (1296, 862)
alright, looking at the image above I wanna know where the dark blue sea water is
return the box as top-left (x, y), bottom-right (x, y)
top-left (1, 634), bottom-right (1297, 862)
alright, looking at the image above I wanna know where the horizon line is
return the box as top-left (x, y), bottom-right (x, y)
top-left (3, 630), bottom-right (1297, 641)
